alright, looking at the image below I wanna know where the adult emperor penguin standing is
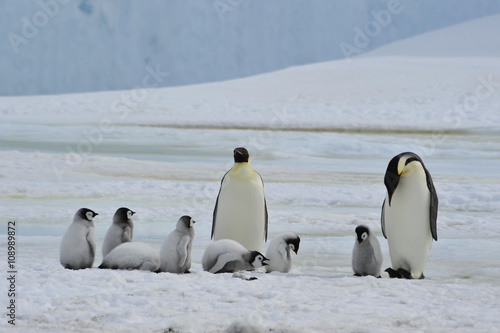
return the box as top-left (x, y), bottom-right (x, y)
top-left (101, 207), bottom-right (135, 258)
top-left (212, 147), bottom-right (268, 252)
top-left (381, 152), bottom-right (438, 279)
top-left (60, 208), bottom-right (98, 270)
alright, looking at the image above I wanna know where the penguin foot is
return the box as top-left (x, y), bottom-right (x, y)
top-left (385, 267), bottom-right (414, 279)
top-left (397, 268), bottom-right (413, 279)
top-left (353, 273), bottom-right (362, 277)
top-left (385, 267), bottom-right (400, 278)
top-left (232, 272), bottom-right (258, 281)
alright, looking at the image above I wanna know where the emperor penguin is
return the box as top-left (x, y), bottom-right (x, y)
top-left (99, 242), bottom-right (160, 272)
top-left (352, 225), bottom-right (383, 278)
top-left (202, 239), bottom-right (269, 274)
top-left (158, 216), bottom-right (195, 274)
top-left (381, 152), bottom-right (438, 279)
top-left (212, 147), bottom-right (268, 252)
top-left (101, 207), bottom-right (135, 258)
top-left (265, 232), bottom-right (300, 273)
top-left (60, 208), bottom-right (98, 270)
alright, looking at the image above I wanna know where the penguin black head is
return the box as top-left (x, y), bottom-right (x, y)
top-left (249, 251), bottom-right (269, 268)
top-left (285, 235), bottom-right (301, 254)
top-left (384, 152), bottom-right (424, 205)
top-left (114, 207), bottom-right (135, 223)
top-left (355, 225), bottom-right (370, 244)
top-left (233, 147), bottom-right (249, 163)
top-left (77, 208), bottom-right (98, 221)
top-left (179, 215), bottom-right (195, 228)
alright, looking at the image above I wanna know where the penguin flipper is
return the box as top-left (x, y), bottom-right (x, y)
top-left (209, 253), bottom-right (241, 274)
top-left (258, 172), bottom-right (268, 242)
top-left (264, 197), bottom-right (269, 242)
top-left (122, 227), bottom-right (133, 243)
top-left (87, 230), bottom-right (96, 258)
top-left (381, 199), bottom-right (387, 239)
top-left (211, 171), bottom-right (229, 239)
top-left (427, 171), bottom-right (438, 241)
top-left (176, 235), bottom-right (190, 267)
top-left (278, 242), bottom-right (288, 262)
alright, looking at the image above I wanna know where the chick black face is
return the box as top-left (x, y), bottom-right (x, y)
top-left (355, 225), bottom-right (370, 244)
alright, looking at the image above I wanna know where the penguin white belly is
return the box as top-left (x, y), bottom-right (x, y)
top-left (214, 166), bottom-right (266, 251)
top-left (385, 174), bottom-right (432, 279)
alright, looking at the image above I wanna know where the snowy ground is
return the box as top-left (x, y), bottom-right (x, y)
top-left (1, 14), bottom-right (500, 333)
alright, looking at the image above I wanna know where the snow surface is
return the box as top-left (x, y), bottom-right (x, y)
top-left (1, 13), bottom-right (500, 333)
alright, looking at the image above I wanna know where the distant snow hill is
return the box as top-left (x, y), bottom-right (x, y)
top-left (1, 1), bottom-right (500, 96)
top-left (364, 13), bottom-right (500, 57)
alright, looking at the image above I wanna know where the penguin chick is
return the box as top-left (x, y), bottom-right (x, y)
top-left (265, 232), bottom-right (300, 273)
top-left (102, 207), bottom-right (135, 258)
top-left (99, 242), bottom-right (160, 272)
top-left (158, 216), bottom-right (195, 274)
top-left (60, 208), bottom-right (98, 270)
top-left (212, 147), bottom-right (268, 252)
top-left (352, 225), bottom-right (383, 278)
top-left (381, 152), bottom-right (438, 279)
top-left (202, 239), bottom-right (269, 274)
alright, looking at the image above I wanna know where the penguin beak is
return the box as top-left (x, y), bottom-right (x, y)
top-left (262, 257), bottom-right (270, 266)
top-left (293, 248), bottom-right (298, 255)
top-left (131, 211), bottom-right (136, 216)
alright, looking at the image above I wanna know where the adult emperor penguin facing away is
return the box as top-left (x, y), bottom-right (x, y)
top-left (382, 152), bottom-right (438, 279)
top-left (101, 207), bottom-right (135, 258)
top-left (212, 147), bottom-right (268, 252)
top-left (158, 216), bottom-right (195, 274)
top-left (60, 208), bottom-right (98, 270)
top-left (352, 225), bottom-right (383, 278)
top-left (265, 232), bottom-right (300, 273)
top-left (202, 239), bottom-right (269, 274)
